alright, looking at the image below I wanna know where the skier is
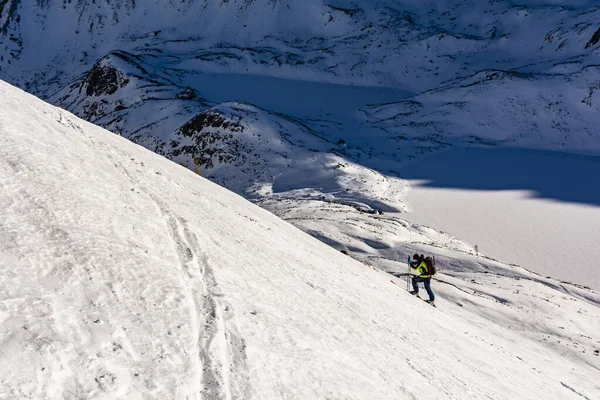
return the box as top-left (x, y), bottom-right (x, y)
top-left (408, 254), bottom-right (435, 305)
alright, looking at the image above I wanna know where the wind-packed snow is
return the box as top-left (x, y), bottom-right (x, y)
top-left (1, 81), bottom-right (600, 399)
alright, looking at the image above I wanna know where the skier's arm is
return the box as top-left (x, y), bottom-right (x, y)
top-left (407, 258), bottom-right (419, 274)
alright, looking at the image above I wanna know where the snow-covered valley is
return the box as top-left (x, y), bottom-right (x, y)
top-left (399, 147), bottom-right (600, 289)
top-left (1, 79), bottom-right (600, 399)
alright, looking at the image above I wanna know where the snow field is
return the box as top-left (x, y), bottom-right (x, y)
top-left (399, 147), bottom-right (600, 290)
top-left (2, 80), bottom-right (599, 398)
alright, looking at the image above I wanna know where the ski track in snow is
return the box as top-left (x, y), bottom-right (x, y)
top-left (161, 207), bottom-right (251, 400)
top-left (102, 142), bottom-right (252, 399)
top-left (561, 382), bottom-right (594, 400)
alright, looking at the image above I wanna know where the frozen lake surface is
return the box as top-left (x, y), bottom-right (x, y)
top-left (401, 147), bottom-right (600, 290)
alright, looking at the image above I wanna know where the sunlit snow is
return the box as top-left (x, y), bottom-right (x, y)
top-left (1, 81), bottom-right (599, 399)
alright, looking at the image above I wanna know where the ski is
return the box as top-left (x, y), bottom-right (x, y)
top-left (391, 280), bottom-right (436, 307)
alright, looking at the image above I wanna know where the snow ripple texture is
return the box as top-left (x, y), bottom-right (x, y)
top-left (1, 81), bottom-right (599, 399)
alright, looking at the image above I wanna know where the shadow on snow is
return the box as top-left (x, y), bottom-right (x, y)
top-left (397, 146), bottom-right (600, 207)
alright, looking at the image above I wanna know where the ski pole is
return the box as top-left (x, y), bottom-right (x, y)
top-left (407, 256), bottom-right (410, 292)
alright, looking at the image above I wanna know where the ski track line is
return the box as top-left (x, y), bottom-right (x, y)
top-left (99, 142), bottom-right (251, 399)
top-left (561, 382), bottom-right (593, 400)
top-left (157, 199), bottom-right (252, 400)
top-left (181, 221), bottom-right (251, 400)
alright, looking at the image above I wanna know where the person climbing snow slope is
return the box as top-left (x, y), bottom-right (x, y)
top-left (408, 254), bottom-right (435, 306)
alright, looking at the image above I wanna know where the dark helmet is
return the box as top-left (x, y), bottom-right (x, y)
top-left (413, 253), bottom-right (420, 260)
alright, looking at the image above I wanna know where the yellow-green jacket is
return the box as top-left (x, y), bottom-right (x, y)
top-left (411, 260), bottom-right (431, 278)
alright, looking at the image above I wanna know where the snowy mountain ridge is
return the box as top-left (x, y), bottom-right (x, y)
top-left (4, 0), bottom-right (600, 94)
top-left (1, 79), bottom-right (600, 399)
top-left (363, 66), bottom-right (600, 153)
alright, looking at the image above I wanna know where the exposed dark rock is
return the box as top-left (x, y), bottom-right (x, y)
top-left (80, 51), bottom-right (151, 97)
top-left (585, 26), bottom-right (600, 49)
top-left (83, 62), bottom-right (129, 97)
top-left (82, 100), bottom-right (109, 121)
top-left (179, 112), bottom-right (244, 135)
top-left (170, 111), bottom-right (247, 169)
top-left (0, 0), bottom-right (20, 34)
top-left (176, 87), bottom-right (201, 101)
top-left (328, 5), bottom-right (360, 17)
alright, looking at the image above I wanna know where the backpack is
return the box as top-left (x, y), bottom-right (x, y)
top-left (424, 256), bottom-right (436, 276)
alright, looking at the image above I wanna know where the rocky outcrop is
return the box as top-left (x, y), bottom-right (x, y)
top-left (585, 26), bottom-right (600, 49)
top-left (80, 52), bottom-right (143, 97)
top-left (0, 0), bottom-right (20, 34)
top-left (169, 110), bottom-right (247, 169)
top-left (83, 63), bottom-right (128, 97)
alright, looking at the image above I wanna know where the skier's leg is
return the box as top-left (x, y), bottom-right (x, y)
top-left (424, 278), bottom-right (435, 301)
top-left (411, 276), bottom-right (419, 293)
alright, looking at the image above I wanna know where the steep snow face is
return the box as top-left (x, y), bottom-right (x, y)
top-left (2, 79), bottom-right (600, 399)
top-left (2, 0), bottom-right (600, 293)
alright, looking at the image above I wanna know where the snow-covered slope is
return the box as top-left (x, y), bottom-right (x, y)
top-left (2, 1), bottom-right (600, 372)
top-left (4, 0), bottom-right (600, 95)
top-left (2, 80), bottom-right (600, 399)
top-left (49, 55), bottom-right (411, 211)
top-left (363, 68), bottom-right (600, 153)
